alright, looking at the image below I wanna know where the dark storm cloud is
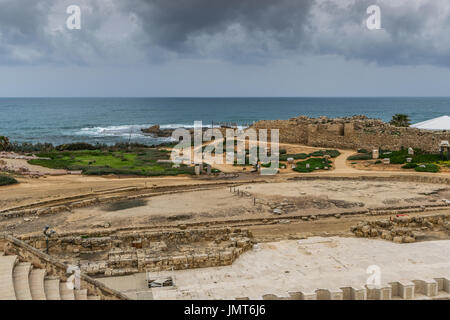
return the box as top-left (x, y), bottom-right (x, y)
top-left (121, 0), bottom-right (315, 52)
top-left (0, 0), bottom-right (449, 67)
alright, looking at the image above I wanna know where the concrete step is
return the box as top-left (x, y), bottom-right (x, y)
top-left (0, 255), bottom-right (18, 300)
top-left (29, 269), bottom-right (47, 300)
top-left (60, 282), bottom-right (75, 300)
top-left (12, 262), bottom-right (33, 300)
top-left (74, 289), bottom-right (88, 300)
top-left (44, 277), bottom-right (61, 300)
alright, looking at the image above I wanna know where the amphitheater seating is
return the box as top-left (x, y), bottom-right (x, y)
top-left (0, 252), bottom-right (101, 300)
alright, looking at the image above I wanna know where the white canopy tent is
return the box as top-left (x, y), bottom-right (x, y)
top-left (411, 115), bottom-right (450, 131)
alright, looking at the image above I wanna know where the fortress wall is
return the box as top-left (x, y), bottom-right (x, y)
top-left (252, 116), bottom-right (450, 152)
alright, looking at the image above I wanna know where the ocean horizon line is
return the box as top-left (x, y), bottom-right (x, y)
top-left (1, 96), bottom-right (450, 99)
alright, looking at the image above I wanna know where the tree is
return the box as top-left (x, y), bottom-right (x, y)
top-left (0, 136), bottom-right (10, 151)
top-left (389, 114), bottom-right (411, 127)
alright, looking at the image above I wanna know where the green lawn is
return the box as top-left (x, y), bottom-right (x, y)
top-left (347, 148), bottom-right (448, 173)
top-left (28, 149), bottom-right (194, 176)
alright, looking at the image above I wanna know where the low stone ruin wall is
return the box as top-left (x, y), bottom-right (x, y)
top-left (251, 277), bottom-right (450, 300)
top-left (21, 227), bottom-right (254, 277)
top-left (252, 115), bottom-right (450, 153)
top-left (350, 213), bottom-right (450, 243)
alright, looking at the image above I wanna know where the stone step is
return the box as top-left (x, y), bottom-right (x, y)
top-left (75, 289), bottom-right (88, 300)
top-left (12, 262), bottom-right (33, 300)
top-left (0, 255), bottom-right (18, 300)
top-left (44, 277), bottom-right (61, 300)
top-left (60, 282), bottom-right (75, 300)
top-left (29, 269), bottom-right (47, 300)
top-left (87, 295), bottom-right (101, 300)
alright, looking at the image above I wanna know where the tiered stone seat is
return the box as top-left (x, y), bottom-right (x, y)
top-left (29, 268), bottom-right (47, 300)
top-left (0, 255), bottom-right (17, 300)
top-left (74, 288), bottom-right (88, 300)
top-left (0, 252), bottom-right (108, 300)
top-left (60, 282), bottom-right (75, 300)
top-left (13, 262), bottom-right (33, 300)
top-left (44, 277), bottom-right (61, 300)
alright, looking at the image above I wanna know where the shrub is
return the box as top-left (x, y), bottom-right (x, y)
top-left (279, 148), bottom-right (287, 155)
top-left (293, 158), bottom-right (331, 173)
top-left (414, 163), bottom-right (439, 173)
top-left (309, 150), bottom-right (340, 158)
top-left (347, 153), bottom-right (372, 160)
top-left (0, 136), bottom-right (10, 151)
top-left (56, 142), bottom-right (97, 151)
top-left (0, 175), bottom-right (18, 186)
top-left (401, 163), bottom-right (418, 169)
top-left (357, 149), bottom-right (369, 154)
top-left (390, 155), bottom-right (408, 164)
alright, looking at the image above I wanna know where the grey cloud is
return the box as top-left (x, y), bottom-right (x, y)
top-left (0, 0), bottom-right (450, 67)
top-left (122, 0), bottom-right (450, 67)
top-left (119, 0), bottom-right (315, 63)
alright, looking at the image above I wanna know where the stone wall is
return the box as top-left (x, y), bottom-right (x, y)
top-left (21, 227), bottom-right (254, 277)
top-left (252, 115), bottom-right (450, 152)
top-left (351, 213), bottom-right (450, 243)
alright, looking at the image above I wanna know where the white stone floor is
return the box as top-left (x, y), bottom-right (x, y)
top-left (148, 237), bottom-right (450, 299)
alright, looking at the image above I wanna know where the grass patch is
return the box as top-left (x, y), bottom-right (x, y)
top-left (279, 153), bottom-right (309, 161)
top-left (293, 158), bottom-right (331, 173)
top-left (0, 175), bottom-right (18, 186)
top-left (380, 149), bottom-right (443, 165)
top-left (28, 148), bottom-right (194, 176)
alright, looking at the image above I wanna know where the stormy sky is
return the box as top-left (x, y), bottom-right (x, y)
top-left (0, 0), bottom-right (449, 97)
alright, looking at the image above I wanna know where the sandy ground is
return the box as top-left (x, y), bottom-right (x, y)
top-left (3, 178), bottom-right (449, 236)
top-left (242, 180), bottom-right (450, 208)
top-left (0, 158), bottom-right (67, 175)
top-left (99, 236), bottom-right (450, 300)
top-left (1, 143), bottom-right (449, 235)
top-left (1, 143), bottom-right (449, 210)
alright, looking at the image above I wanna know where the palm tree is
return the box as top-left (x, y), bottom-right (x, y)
top-left (389, 114), bottom-right (411, 127)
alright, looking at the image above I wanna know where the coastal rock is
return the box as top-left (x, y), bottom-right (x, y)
top-left (141, 125), bottom-right (173, 137)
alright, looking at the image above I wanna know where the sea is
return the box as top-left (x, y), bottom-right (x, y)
top-left (0, 97), bottom-right (449, 146)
